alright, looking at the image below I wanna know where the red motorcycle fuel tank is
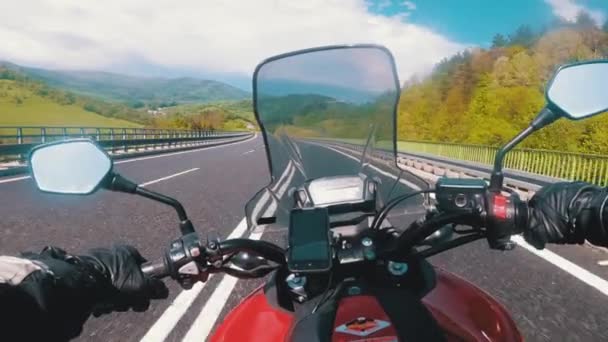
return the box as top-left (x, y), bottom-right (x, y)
top-left (211, 267), bottom-right (522, 342)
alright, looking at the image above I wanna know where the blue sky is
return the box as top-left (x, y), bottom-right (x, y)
top-left (1, 0), bottom-right (608, 89)
top-left (368, 0), bottom-right (608, 46)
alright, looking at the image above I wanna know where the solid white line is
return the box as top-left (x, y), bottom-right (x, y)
top-left (139, 168), bottom-right (200, 187)
top-left (511, 235), bottom-right (608, 296)
top-left (242, 149), bottom-right (255, 155)
top-left (0, 134), bottom-right (256, 185)
top-left (140, 218), bottom-right (249, 342)
top-left (181, 229), bottom-right (264, 342)
top-left (116, 134), bottom-right (257, 165)
top-left (0, 175), bottom-right (30, 184)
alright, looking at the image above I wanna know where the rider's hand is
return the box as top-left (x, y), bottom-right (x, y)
top-left (24, 245), bottom-right (168, 314)
top-left (526, 182), bottom-right (608, 249)
top-left (79, 245), bottom-right (169, 315)
top-left (6, 245), bottom-right (167, 340)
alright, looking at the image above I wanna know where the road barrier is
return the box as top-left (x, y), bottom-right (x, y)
top-left (399, 140), bottom-right (608, 187)
top-left (0, 126), bottom-right (250, 159)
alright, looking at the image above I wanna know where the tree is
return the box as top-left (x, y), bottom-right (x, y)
top-left (575, 11), bottom-right (596, 29)
top-left (603, 20), bottom-right (608, 33)
top-left (491, 34), bottom-right (508, 48)
top-left (509, 25), bottom-right (536, 47)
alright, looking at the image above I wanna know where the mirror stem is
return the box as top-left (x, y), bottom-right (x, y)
top-left (107, 173), bottom-right (195, 235)
top-left (489, 107), bottom-right (558, 191)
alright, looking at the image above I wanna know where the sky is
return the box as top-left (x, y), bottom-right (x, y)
top-left (1, 0), bottom-right (607, 90)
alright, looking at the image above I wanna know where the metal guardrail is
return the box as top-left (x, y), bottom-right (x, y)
top-left (307, 138), bottom-right (557, 194)
top-left (0, 126), bottom-right (250, 159)
top-left (399, 140), bottom-right (608, 187)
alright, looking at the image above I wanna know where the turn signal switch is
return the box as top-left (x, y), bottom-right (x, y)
top-left (486, 192), bottom-right (527, 250)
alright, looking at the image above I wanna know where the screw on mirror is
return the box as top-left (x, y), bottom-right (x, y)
top-left (104, 172), bottom-right (195, 235)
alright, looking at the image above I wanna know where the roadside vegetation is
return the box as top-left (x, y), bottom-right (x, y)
top-left (398, 13), bottom-right (608, 154)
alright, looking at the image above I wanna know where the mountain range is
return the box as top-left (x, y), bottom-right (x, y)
top-left (0, 61), bottom-right (250, 106)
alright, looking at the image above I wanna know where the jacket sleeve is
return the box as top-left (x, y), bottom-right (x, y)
top-left (0, 251), bottom-right (104, 341)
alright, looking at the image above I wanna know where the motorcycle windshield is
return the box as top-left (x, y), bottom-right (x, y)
top-left (246, 46), bottom-right (429, 232)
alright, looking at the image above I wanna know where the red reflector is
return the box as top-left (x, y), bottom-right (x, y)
top-left (494, 195), bottom-right (507, 220)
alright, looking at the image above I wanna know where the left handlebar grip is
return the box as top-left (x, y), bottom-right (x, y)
top-left (142, 259), bottom-right (170, 279)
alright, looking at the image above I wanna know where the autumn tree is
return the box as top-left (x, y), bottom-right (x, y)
top-left (509, 25), bottom-right (536, 47)
top-left (491, 34), bottom-right (507, 48)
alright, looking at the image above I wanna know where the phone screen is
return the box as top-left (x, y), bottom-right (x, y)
top-left (288, 208), bottom-right (331, 272)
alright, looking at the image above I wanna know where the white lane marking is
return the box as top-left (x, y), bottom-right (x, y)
top-left (140, 218), bottom-right (249, 342)
top-left (0, 134), bottom-right (256, 185)
top-left (512, 235), bottom-right (608, 296)
top-left (262, 163), bottom-right (297, 217)
top-left (181, 229), bottom-right (264, 342)
top-left (139, 168), bottom-right (200, 187)
top-left (0, 175), bottom-right (30, 184)
top-left (242, 149), bottom-right (255, 155)
top-left (116, 134), bottom-right (257, 165)
top-left (249, 161), bottom-right (295, 223)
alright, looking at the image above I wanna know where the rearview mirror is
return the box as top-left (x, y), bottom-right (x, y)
top-left (547, 61), bottom-right (608, 120)
top-left (29, 139), bottom-right (112, 194)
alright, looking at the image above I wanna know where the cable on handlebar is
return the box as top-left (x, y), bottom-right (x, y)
top-left (218, 264), bottom-right (279, 279)
top-left (381, 211), bottom-right (469, 259)
top-left (412, 232), bottom-right (484, 259)
top-left (371, 189), bottom-right (435, 230)
top-left (218, 239), bottom-right (286, 265)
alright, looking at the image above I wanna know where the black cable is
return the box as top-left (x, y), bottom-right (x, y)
top-left (371, 189), bottom-right (434, 230)
top-left (311, 271), bottom-right (334, 314)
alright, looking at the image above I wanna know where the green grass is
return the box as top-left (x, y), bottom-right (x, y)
top-left (0, 80), bottom-right (139, 128)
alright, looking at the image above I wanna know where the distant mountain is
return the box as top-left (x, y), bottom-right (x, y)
top-left (0, 61), bottom-right (250, 106)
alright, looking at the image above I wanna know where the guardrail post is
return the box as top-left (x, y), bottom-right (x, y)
top-left (96, 128), bottom-right (101, 141)
top-left (143, 129), bottom-right (148, 150)
top-left (109, 129), bottom-right (116, 154)
top-left (80, 128), bottom-right (85, 139)
top-left (41, 128), bottom-right (46, 143)
top-left (122, 128), bottom-right (128, 152)
top-left (62, 128), bottom-right (68, 141)
top-left (17, 127), bottom-right (23, 145)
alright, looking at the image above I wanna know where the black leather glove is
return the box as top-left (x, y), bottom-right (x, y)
top-left (6, 245), bottom-right (168, 340)
top-left (526, 182), bottom-right (608, 249)
top-left (79, 245), bottom-right (169, 315)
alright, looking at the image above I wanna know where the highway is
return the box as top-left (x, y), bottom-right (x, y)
top-left (1, 134), bottom-right (608, 341)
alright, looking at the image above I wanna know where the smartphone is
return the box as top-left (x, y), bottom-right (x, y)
top-left (287, 207), bottom-right (332, 273)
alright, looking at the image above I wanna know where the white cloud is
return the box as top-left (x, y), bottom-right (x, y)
top-left (402, 1), bottom-right (417, 11)
top-left (544, 0), bottom-right (606, 25)
top-left (0, 0), bottom-right (464, 83)
top-left (376, 0), bottom-right (393, 11)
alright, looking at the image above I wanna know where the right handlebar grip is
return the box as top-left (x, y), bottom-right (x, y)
top-left (142, 259), bottom-right (170, 279)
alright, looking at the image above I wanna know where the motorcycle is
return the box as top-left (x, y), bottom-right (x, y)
top-left (27, 45), bottom-right (608, 341)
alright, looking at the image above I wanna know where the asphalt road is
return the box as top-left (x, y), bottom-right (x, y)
top-left (1, 134), bottom-right (607, 341)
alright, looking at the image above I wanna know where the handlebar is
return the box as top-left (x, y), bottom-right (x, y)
top-left (141, 259), bottom-right (170, 278)
top-left (141, 237), bottom-right (286, 279)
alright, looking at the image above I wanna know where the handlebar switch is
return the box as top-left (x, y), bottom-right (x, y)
top-left (164, 232), bottom-right (207, 288)
top-left (486, 192), bottom-right (525, 250)
top-left (436, 178), bottom-right (487, 214)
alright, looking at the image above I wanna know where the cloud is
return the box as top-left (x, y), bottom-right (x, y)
top-left (402, 1), bottom-right (417, 11)
top-left (0, 0), bottom-right (464, 83)
top-left (544, 0), bottom-right (606, 25)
